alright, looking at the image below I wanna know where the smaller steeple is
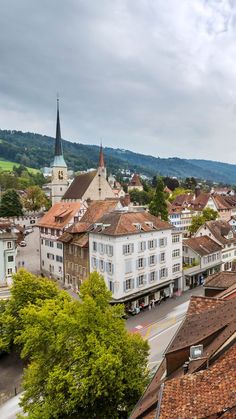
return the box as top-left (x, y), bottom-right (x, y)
top-left (98, 142), bottom-right (105, 168)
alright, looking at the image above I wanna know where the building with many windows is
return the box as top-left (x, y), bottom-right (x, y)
top-left (0, 220), bottom-right (17, 286)
top-left (37, 201), bottom-right (86, 280)
top-left (89, 210), bottom-right (182, 310)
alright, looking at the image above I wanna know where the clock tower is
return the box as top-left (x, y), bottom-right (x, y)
top-left (51, 98), bottom-right (68, 205)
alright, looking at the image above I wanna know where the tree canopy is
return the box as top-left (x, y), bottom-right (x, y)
top-left (189, 207), bottom-right (218, 234)
top-left (0, 270), bottom-right (149, 418)
top-left (23, 185), bottom-right (48, 211)
top-left (0, 188), bottom-right (23, 217)
top-left (149, 177), bottom-right (168, 221)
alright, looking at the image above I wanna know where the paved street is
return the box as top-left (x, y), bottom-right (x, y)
top-left (16, 227), bottom-right (41, 275)
top-left (127, 286), bottom-right (204, 370)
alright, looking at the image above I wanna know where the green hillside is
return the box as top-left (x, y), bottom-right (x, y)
top-left (0, 129), bottom-right (236, 184)
top-left (0, 158), bottom-right (38, 173)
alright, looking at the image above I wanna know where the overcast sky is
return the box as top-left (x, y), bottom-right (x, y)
top-left (1, 0), bottom-right (236, 163)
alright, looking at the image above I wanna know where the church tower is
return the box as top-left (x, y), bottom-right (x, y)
top-left (51, 98), bottom-right (68, 205)
top-left (97, 143), bottom-right (106, 179)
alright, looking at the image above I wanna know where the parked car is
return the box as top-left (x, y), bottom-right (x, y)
top-left (25, 227), bottom-right (33, 234)
top-left (19, 241), bottom-right (27, 247)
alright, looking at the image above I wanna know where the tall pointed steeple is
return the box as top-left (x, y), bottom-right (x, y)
top-left (98, 142), bottom-right (105, 168)
top-left (51, 96), bottom-right (68, 205)
top-left (55, 97), bottom-right (62, 156)
top-left (52, 96), bottom-right (67, 168)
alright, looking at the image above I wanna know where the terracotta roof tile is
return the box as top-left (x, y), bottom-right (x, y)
top-left (192, 192), bottom-right (210, 209)
top-left (158, 343), bottom-right (236, 419)
top-left (91, 211), bottom-right (172, 236)
top-left (184, 236), bottom-right (222, 256)
top-left (37, 202), bottom-right (82, 229)
top-left (203, 220), bottom-right (235, 244)
top-left (171, 193), bottom-right (194, 207)
top-left (204, 271), bottom-right (236, 290)
top-left (63, 170), bottom-right (97, 200)
top-left (80, 200), bottom-right (119, 223)
top-left (213, 194), bottom-right (232, 210)
top-left (186, 295), bottom-right (226, 316)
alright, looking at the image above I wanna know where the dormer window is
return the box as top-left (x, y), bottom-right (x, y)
top-left (133, 223), bottom-right (142, 231)
top-left (145, 221), bottom-right (154, 229)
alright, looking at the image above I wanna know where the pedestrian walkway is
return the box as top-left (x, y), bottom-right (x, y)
top-left (126, 286), bottom-right (203, 330)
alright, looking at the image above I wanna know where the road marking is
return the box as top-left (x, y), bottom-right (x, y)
top-left (135, 325), bottom-right (143, 330)
top-left (143, 325), bottom-right (152, 340)
top-left (148, 320), bottom-right (182, 342)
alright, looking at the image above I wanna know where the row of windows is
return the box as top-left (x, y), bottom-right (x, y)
top-left (46, 253), bottom-right (63, 262)
top-left (123, 269), bottom-right (169, 292)
top-left (42, 239), bottom-right (62, 249)
top-left (91, 258), bottom-right (114, 274)
top-left (68, 245), bottom-right (84, 257)
top-left (40, 227), bottom-right (61, 236)
top-left (66, 261), bottom-right (87, 276)
top-left (203, 253), bottom-right (221, 264)
top-left (92, 242), bottom-right (113, 256)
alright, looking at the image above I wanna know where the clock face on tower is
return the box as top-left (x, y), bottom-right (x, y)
top-left (58, 170), bottom-right (64, 180)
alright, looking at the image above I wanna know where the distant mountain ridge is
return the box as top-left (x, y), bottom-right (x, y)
top-left (0, 129), bottom-right (235, 184)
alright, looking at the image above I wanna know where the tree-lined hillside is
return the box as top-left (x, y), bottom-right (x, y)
top-left (0, 129), bottom-right (236, 183)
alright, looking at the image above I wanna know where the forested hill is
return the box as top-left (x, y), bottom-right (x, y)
top-left (0, 129), bottom-right (236, 184)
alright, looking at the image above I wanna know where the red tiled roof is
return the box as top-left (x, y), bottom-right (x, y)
top-left (203, 220), bottom-right (235, 244)
top-left (171, 193), bottom-right (194, 207)
top-left (213, 194), bottom-right (232, 210)
top-left (184, 235), bottom-right (222, 256)
top-left (158, 343), bottom-right (236, 419)
top-left (204, 271), bottom-right (236, 289)
top-left (91, 211), bottom-right (172, 236)
top-left (192, 192), bottom-right (210, 209)
top-left (37, 202), bottom-right (82, 229)
top-left (186, 295), bottom-right (225, 316)
top-left (80, 200), bottom-right (119, 223)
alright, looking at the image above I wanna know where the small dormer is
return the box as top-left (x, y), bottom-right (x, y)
top-left (133, 223), bottom-right (142, 231)
top-left (145, 221), bottom-right (154, 229)
top-left (227, 231), bottom-right (233, 239)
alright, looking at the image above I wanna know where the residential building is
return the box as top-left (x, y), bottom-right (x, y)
top-left (0, 221), bottom-right (17, 286)
top-left (63, 145), bottom-right (115, 202)
top-left (130, 292), bottom-right (236, 418)
top-left (59, 200), bottom-right (121, 290)
top-left (195, 220), bottom-right (236, 271)
top-left (128, 174), bottom-right (143, 192)
top-left (182, 236), bottom-right (222, 290)
top-left (37, 201), bottom-right (86, 280)
top-left (51, 98), bottom-right (69, 205)
top-left (89, 210), bottom-right (182, 310)
top-left (168, 207), bottom-right (200, 236)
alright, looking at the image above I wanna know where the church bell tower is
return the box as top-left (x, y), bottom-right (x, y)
top-left (51, 98), bottom-right (68, 205)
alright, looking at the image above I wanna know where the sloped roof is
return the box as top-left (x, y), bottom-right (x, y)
top-left (213, 194), bottom-right (232, 210)
top-left (204, 220), bottom-right (234, 244)
top-left (130, 295), bottom-right (236, 419)
top-left (37, 202), bottom-right (82, 229)
top-left (204, 271), bottom-right (236, 289)
top-left (90, 211), bottom-right (172, 236)
top-left (186, 295), bottom-right (225, 316)
top-left (80, 200), bottom-right (119, 223)
top-left (129, 174), bottom-right (142, 187)
top-left (184, 235), bottom-right (222, 256)
top-left (63, 170), bottom-right (97, 200)
top-left (192, 192), bottom-right (210, 209)
top-left (158, 343), bottom-right (236, 419)
top-left (166, 297), bottom-right (236, 353)
top-left (171, 193), bottom-right (194, 207)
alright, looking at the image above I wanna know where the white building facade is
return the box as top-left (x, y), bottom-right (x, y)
top-left (89, 211), bottom-right (183, 310)
top-left (0, 224), bottom-right (17, 286)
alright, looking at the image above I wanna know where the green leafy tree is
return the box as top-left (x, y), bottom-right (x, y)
top-left (23, 186), bottom-right (47, 211)
top-left (189, 207), bottom-right (218, 234)
top-left (168, 187), bottom-right (192, 203)
top-left (0, 188), bottom-right (23, 217)
top-left (16, 272), bottom-right (149, 418)
top-left (0, 269), bottom-right (64, 351)
top-left (149, 177), bottom-right (168, 221)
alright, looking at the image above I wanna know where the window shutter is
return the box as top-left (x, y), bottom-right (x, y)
top-left (131, 243), bottom-right (134, 253)
top-left (123, 281), bottom-right (126, 292)
top-left (138, 242), bottom-right (141, 252)
top-left (131, 278), bottom-right (135, 289)
top-left (154, 239), bottom-right (157, 248)
top-left (165, 237), bottom-right (167, 246)
top-left (136, 277), bottom-right (139, 287)
top-left (143, 274), bottom-right (147, 284)
top-left (106, 262), bottom-right (109, 272)
top-left (123, 245), bottom-right (126, 255)
top-left (143, 241), bottom-right (146, 251)
top-left (136, 259), bottom-right (139, 269)
top-left (143, 258), bottom-right (146, 268)
top-left (112, 264), bottom-right (114, 274)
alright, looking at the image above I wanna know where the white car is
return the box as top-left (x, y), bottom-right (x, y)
top-left (19, 241), bottom-right (27, 247)
top-left (25, 227), bottom-right (33, 234)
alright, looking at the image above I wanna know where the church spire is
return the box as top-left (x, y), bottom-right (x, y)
top-left (55, 96), bottom-right (63, 156)
top-left (98, 142), bottom-right (105, 168)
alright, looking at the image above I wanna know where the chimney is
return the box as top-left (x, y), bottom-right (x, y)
top-left (123, 193), bottom-right (131, 207)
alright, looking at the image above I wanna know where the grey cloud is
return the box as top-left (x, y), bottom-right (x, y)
top-left (0, 0), bottom-right (236, 162)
